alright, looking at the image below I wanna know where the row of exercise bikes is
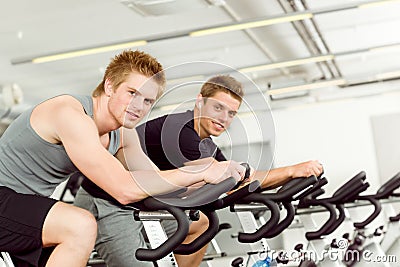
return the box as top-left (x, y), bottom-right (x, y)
top-left (1, 164), bottom-right (400, 267)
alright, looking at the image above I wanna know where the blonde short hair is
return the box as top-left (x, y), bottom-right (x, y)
top-left (92, 50), bottom-right (165, 99)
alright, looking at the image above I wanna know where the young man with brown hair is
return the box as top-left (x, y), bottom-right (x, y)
top-left (136, 75), bottom-right (324, 266)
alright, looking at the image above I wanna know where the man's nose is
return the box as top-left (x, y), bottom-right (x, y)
top-left (218, 110), bottom-right (229, 122)
top-left (130, 96), bottom-right (144, 111)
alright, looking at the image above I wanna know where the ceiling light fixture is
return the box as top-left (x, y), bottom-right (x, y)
top-left (11, 40), bottom-right (148, 64)
top-left (268, 78), bottom-right (347, 96)
top-left (358, 0), bottom-right (400, 8)
top-left (368, 43), bottom-right (400, 53)
top-left (375, 70), bottom-right (400, 80)
top-left (31, 40), bottom-right (147, 64)
top-left (189, 13), bottom-right (313, 37)
top-left (239, 54), bottom-right (334, 73)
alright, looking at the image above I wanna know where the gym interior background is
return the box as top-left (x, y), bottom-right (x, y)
top-left (1, 0), bottom-right (400, 265)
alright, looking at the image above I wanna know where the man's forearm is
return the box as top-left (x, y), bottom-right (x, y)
top-left (253, 167), bottom-right (292, 189)
top-left (130, 167), bottom-right (205, 198)
top-left (253, 160), bottom-right (324, 189)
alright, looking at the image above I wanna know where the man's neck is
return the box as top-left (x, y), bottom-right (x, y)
top-left (92, 95), bottom-right (121, 136)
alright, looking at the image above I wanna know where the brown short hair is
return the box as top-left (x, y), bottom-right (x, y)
top-left (200, 75), bottom-right (244, 103)
top-left (92, 50), bottom-right (165, 98)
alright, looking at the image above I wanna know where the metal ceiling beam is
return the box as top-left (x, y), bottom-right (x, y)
top-left (284, 0), bottom-right (343, 79)
top-left (214, 0), bottom-right (291, 76)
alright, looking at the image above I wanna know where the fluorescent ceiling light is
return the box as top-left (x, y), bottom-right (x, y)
top-left (32, 40), bottom-right (147, 63)
top-left (369, 43), bottom-right (400, 53)
top-left (358, 0), bottom-right (400, 8)
top-left (189, 13), bottom-right (313, 37)
top-left (239, 54), bottom-right (334, 73)
top-left (268, 79), bottom-right (347, 96)
top-left (375, 70), bottom-right (400, 80)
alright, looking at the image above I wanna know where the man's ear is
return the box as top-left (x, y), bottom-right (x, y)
top-left (104, 79), bottom-right (113, 96)
top-left (196, 93), bottom-right (203, 109)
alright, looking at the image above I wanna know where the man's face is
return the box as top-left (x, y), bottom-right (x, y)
top-left (197, 91), bottom-right (241, 138)
top-left (108, 72), bottom-right (158, 129)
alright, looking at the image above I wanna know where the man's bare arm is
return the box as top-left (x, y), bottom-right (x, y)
top-left (253, 160), bottom-right (324, 189)
top-left (53, 109), bottom-right (243, 204)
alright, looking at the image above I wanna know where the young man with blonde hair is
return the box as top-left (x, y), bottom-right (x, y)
top-left (0, 51), bottom-right (245, 267)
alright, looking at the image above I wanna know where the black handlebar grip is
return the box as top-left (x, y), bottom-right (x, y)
top-left (341, 182), bottom-right (369, 203)
top-left (353, 196), bottom-right (381, 229)
top-left (135, 205), bottom-right (189, 261)
top-left (305, 201), bottom-right (337, 240)
top-left (323, 204), bottom-right (346, 236)
top-left (263, 201), bottom-right (295, 238)
top-left (157, 177), bottom-right (237, 208)
top-left (154, 187), bottom-right (188, 198)
top-left (237, 195), bottom-right (280, 243)
top-left (375, 172), bottom-right (400, 199)
top-left (389, 212), bottom-right (400, 222)
top-left (217, 181), bottom-right (261, 209)
top-left (134, 163), bottom-right (252, 261)
top-left (261, 176), bottom-right (317, 202)
top-left (231, 163), bottom-right (251, 191)
top-left (297, 178), bottom-right (328, 208)
top-left (317, 169), bottom-right (325, 180)
top-left (331, 171), bottom-right (366, 201)
top-left (174, 210), bottom-right (219, 255)
top-left (277, 176), bottom-right (318, 201)
top-left (240, 162), bottom-right (251, 179)
top-left (306, 177), bottom-right (328, 198)
top-left (293, 176), bottom-right (323, 200)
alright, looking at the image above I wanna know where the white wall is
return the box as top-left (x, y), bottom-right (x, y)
top-left (371, 112), bottom-right (400, 180)
top-left (215, 87), bottom-right (400, 255)
top-left (149, 80), bottom-right (400, 195)
top-left (271, 90), bottom-right (400, 195)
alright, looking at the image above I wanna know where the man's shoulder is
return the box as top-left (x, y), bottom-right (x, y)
top-left (140, 110), bottom-right (193, 128)
top-left (164, 110), bottom-right (193, 124)
top-left (38, 94), bottom-right (86, 109)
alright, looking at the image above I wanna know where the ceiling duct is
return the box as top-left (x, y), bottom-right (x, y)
top-left (120, 0), bottom-right (210, 16)
top-left (279, 0), bottom-right (342, 80)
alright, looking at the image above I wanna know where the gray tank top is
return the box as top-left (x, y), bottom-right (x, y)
top-left (0, 95), bottom-right (120, 196)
